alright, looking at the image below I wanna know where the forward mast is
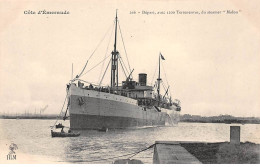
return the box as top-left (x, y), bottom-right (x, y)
top-left (111, 11), bottom-right (119, 89)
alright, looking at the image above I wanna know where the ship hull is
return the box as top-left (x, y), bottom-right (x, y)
top-left (68, 84), bottom-right (179, 130)
top-left (70, 114), bottom-right (165, 130)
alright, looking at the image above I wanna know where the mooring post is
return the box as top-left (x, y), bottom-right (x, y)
top-left (230, 126), bottom-right (240, 144)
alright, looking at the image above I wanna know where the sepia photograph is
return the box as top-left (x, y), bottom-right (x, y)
top-left (0, 0), bottom-right (259, 165)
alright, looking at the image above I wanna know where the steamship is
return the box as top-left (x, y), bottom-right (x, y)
top-left (63, 12), bottom-right (181, 130)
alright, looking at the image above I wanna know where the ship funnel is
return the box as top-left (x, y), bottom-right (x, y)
top-left (138, 73), bottom-right (147, 86)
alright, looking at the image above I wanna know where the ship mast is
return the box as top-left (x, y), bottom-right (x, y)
top-left (157, 53), bottom-right (161, 106)
top-left (111, 10), bottom-right (119, 89)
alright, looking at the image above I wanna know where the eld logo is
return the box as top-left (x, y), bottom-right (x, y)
top-left (7, 143), bottom-right (18, 160)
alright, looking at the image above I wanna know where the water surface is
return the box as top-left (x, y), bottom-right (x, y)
top-left (0, 119), bottom-right (259, 163)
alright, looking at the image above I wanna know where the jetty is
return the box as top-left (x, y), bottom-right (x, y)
top-left (153, 141), bottom-right (201, 164)
top-left (152, 126), bottom-right (259, 164)
top-left (115, 126), bottom-right (259, 164)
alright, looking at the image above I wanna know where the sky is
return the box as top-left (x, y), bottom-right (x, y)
top-left (0, 0), bottom-right (260, 117)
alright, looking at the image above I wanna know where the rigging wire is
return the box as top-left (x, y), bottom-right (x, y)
top-left (118, 57), bottom-right (128, 78)
top-left (162, 81), bottom-right (168, 92)
top-left (150, 58), bottom-right (159, 85)
top-left (161, 62), bottom-right (173, 97)
top-left (161, 62), bottom-right (170, 88)
top-left (99, 58), bottom-right (112, 86)
top-left (119, 54), bottom-right (130, 75)
top-left (51, 92), bottom-right (69, 129)
top-left (76, 21), bottom-right (115, 79)
top-left (81, 54), bottom-right (111, 77)
top-left (118, 21), bottom-right (132, 73)
top-left (98, 20), bottom-right (115, 82)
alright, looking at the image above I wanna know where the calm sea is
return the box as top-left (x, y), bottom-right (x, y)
top-left (0, 119), bottom-right (259, 163)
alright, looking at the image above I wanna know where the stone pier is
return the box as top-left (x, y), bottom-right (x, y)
top-left (153, 141), bottom-right (201, 164)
